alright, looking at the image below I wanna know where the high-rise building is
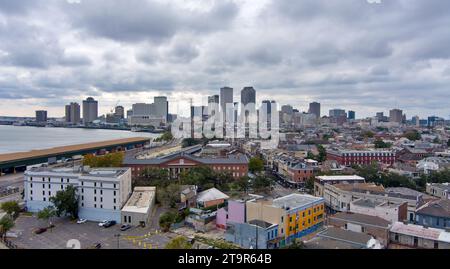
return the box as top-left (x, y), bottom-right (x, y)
top-left (329, 109), bottom-right (346, 118)
top-left (154, 96), bottom-right (168, 121)
top-left (132, 103), bottom-right (154, 116)
top-left (309, 102), bottom-right (321, 119)
top-left (220, 87), bottom-right (234, 120)
top-left (65, 103), bottom-right (81, 124)
top-left (35, 110), bottom-right (47, 123)
top-left (208, 95), bottom-right (219, 105)
top-left (412, 116), bottom-right (420, 127)
top-left (82, 97), bottom-right (98, 124)
top-left (115, 106), bottom-right (125, 119)
top-left (348, 111), bottom-right (356, 120)
top-left (389, 109), bottom-right (403, 123)
top-left (281, 105), bottom-right (294, 115)
top-left (241, 87), bottom-right (256, 106)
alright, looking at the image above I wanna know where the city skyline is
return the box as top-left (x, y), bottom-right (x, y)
top-left (1, 1), bottom-right (450, 119)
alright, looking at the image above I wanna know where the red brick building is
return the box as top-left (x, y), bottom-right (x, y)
top-left (124, 152), bottom-right (249, 180)
top-left (327, 149), bottom-right (396, 166)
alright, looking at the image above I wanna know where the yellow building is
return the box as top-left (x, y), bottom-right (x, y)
top-left (247, 194), bottom-right (325, 246)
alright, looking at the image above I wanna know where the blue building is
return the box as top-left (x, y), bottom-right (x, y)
top-left (225, 220), bottom-right (280, 249)
top-left (348, 111), bottom-right (356, 120)
top-left (415, 199), bottom-right (450, 229)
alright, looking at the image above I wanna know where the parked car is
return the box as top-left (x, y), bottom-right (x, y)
top-left (103, 220), bottom-right (116, 228)
top-left (34, 228), bottom-right (47, 235)
top-left (120, 224), bottom-right (131, 231)
top-left (77, 219), bottom-right (87, 224)
top-left (98, 220), bottom-right (108, 227)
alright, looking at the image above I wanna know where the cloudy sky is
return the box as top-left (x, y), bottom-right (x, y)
top-left (0, 0), bottom-right (450, 118)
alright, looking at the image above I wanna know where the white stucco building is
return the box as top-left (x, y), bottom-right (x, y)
top-left (24, 166), bottom-right (132, 223)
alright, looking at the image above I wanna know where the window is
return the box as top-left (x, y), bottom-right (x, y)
top-left (94, 182), bottom-right (97, 187)
top-left (289, 217), bottom-right (293, 222)
top-left (81, 182), bottom-right (84, 186)
top-left (434, 241), bottom-right (439, 249)
top-left (281, 216), bottom-right (284, 223)
top-left (413, 237), bottom-right (418, 247)
top-left (30, 183), bottom-right (33, 188)
top-left (94, 189), bottom-right (97, 194)
top-left (114, 184), bottom-right (116, 189)
top-left (361, 227), bottom-right (366, 233)
top-left (43, 197), bottom-right (46, 202)
top-left (42, 190), bottom-right (45, 195)
top-left (81, 203), bottom-right (84, 207)
top-left (344, 224), bottom-right (348, 229)
top-left (30, 196), bottom-right (33, 201)
top-left (42, 184), bottom-right (45, 188)
top-left (94, 197), bottom-right (97, 202)
top-left (114, 198), bottom-right (116, 204)
top-left (100, 205), bottom-right (103, 209)
top-left (81, 188), bottom-right (84, 193)
top-left (67, 179), bottom-right (69, 183)
top-left (61, 178), bottom-right (63, 183)
top-left (114, 191), bottom-right (116, 196)
top-left (48, 184), bottom-right (51, 189)
top-left (114, 206), bottom-right (117, 210)
top-left (128, 216), bottom-right (131, 223)
top-left (48, 191), bottom-right (51, 196)
top-left (100, 197), bottom-right (103, 203)
top-left (100, 190), bottom-right (103, 195)
top-left (30, 177), bottom-right (33, 181)
top-left (124, 216), bottom-right (127, 223)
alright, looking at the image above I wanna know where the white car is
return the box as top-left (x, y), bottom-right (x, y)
top-left (98, 220), bottom-right (108, 227)
top-left (77, 219), bottom-right (87, 224)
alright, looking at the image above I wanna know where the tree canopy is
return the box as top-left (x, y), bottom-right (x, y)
top-left (37, 206), bottom-right (57, 227)
top-left (83, 152), bottom-right (124, 168)
top-left (249, 157), bottom-right (264, 174)
top-left (0, 215), bottom-right (14, 237)
top-left (1, 201), bottom-right (21, 217)
top-left (50, 185), bottom-right (79, 219)
top-left (165, 236), bottom-right (193, 249)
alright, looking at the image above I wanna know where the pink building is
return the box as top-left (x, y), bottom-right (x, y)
top-left (216, 200), bottom-right (246, 229)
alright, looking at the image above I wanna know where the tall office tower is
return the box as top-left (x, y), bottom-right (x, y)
top-left (329, 109), bottom-right (346, 118)
top-left (208, 95), bottom-right (219, 105)
top-left (389, 109), bottom-right (403, 123)
top-left (220, 87), bottom-right (234, 119)
top-left (65, 102), bottom-right (81, 124)
top-left (154, 96), bottom-right (169, 121)
top-left (309, 102), bottom-right (321, 119)
top-left (281, 105), bottom-right (294, 115)
top-left (132, 103), bottom-right (153, 116)
top-left (348, 110), bottom-right (356, 120)
top-left (412, 116), bottom-right (420, 127)
top-left (115, 106), bottom-right (125, 119)
top-left (241, 87), bottom-right (256, 106)
top-left (82, 97), bottom-right (98, 124)
top-left (261, 100), bottom-right (273, 115)
top-left (35, 110), bottom-right (48, 123)
top-left (126, 109), bottom-right (133, 119)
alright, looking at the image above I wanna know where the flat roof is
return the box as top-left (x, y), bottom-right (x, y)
top-left (317, 175), bottom-right (365, 181)
top-left (26, 166), bottom-right (130, 179)
top-left (122, 187), bottom-right (156, 214)
top-left (390, 222), bottom-right (450, 243)
top-left (272, 194), bottom-right (323, 210)
top-left (330, 212), bottom-right (391, 228)
top-left (0, 137), bottom-right (149, 163)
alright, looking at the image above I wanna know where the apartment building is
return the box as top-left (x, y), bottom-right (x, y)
top-left (314, 175), bottom-right (365, 197)
top-left (246, 194), bottom-right (325, 246)
top-left (327, 149), bottom-right (396, 166)
top-left (24, 166), bottom-right (132, 223)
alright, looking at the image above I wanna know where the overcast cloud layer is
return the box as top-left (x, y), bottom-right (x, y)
top-left (0, 0), bottom-right (450, 118)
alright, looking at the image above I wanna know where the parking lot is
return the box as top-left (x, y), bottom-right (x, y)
top-left (9, 214), bottom-right (173, 249)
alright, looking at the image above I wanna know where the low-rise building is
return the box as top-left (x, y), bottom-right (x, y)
top-left (328, 212), bottom-right (391, 247)
top-left (415, 199), bottom-right (450, 229)
top-left (327, 149), bottom-right (396, 166)
top-left (389, 222), bottom-right (450, 249)
top-left (121, 187), bottom-right (156, 227)
top-left (304, 227), bottom-right (382, 249)
top-left (314, 175), bottom-right (365, 197)
top-left (225, 220), bottom-right (279, 249)
top-left (196, 188), bottom-right (229, 209)
top-left (350, 199), bottom-right (408, 223)
top-left (246, 194), bottom-right (325, 246)
top-left (24, 166), bottom-right (132, 223)
top-left (426, 183), bottom-right (450, 200)
top-left (323, 183), bottom-right (424, 222)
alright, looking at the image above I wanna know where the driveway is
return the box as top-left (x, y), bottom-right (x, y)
top-left (8, 213), bottom-right (172, 249)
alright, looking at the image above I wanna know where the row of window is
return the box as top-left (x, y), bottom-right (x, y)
top-left (341, 153), bottom-right (394, 157)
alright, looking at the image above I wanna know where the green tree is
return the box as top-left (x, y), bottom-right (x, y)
top-left (157, 184), bottom-right (181, 208)
top-left (374, 139), bottom-right (392, 149)
top-left (135, 168), bottom-right (169, 188)
top-left (252, 175), bottom-right (274, 193)
top-left (232, 176), bottom-right (250, 193)
top-left (37, 206), bottom-right (57, 227)
top-left (404, 130), bottom-right (421, 141)
top-left (249, 157), bottom-right (264, 174)
top-left (165, 236), bottom-right (193, 249)
top-left (50, 185), bottom-right (79, 220)
top-left (362, 131), bottom-right (375, 138)
top-left (1, 201), bottom-right (21, 218)
top-left (159, 211), bottom-right (178, 232)
top-left (154, 131), bottom-right (174, 142)
top-left (317, 145), bottom-right (327, 162)
top-left (0, 216), bottom-right (14, 238)
top-left (83, 152), bottom-right (124, 168)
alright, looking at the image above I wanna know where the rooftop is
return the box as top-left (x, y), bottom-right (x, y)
top-left (316, 227), bottom-right (373, 247)
top-left (26, 166), bottom-right (129, 178)
top-left (122, 187), bottom-right (156, 214)
top-left (333, 183), bottom-right (385, 194)
top-left (416, 199), bottom-right (450, 219)
top-left (317, 175), bottom-right (365, 181)
top-left (330, 212), bottom-right (391, 228)
top-left (197, 188), bottom-right (229, 203)
top-left (390, 222), bottom-right (450, 243)
top-left (272, 194), bottom-right (323, 210)
top-left (249, 219), bottom-right (276, 229)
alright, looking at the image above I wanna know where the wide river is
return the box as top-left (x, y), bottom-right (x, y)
top-left (0, 125), bottom-right (160, 154)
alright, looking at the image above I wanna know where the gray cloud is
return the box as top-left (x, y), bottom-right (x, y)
top-left (0, 0), bottom-right (450, 119)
